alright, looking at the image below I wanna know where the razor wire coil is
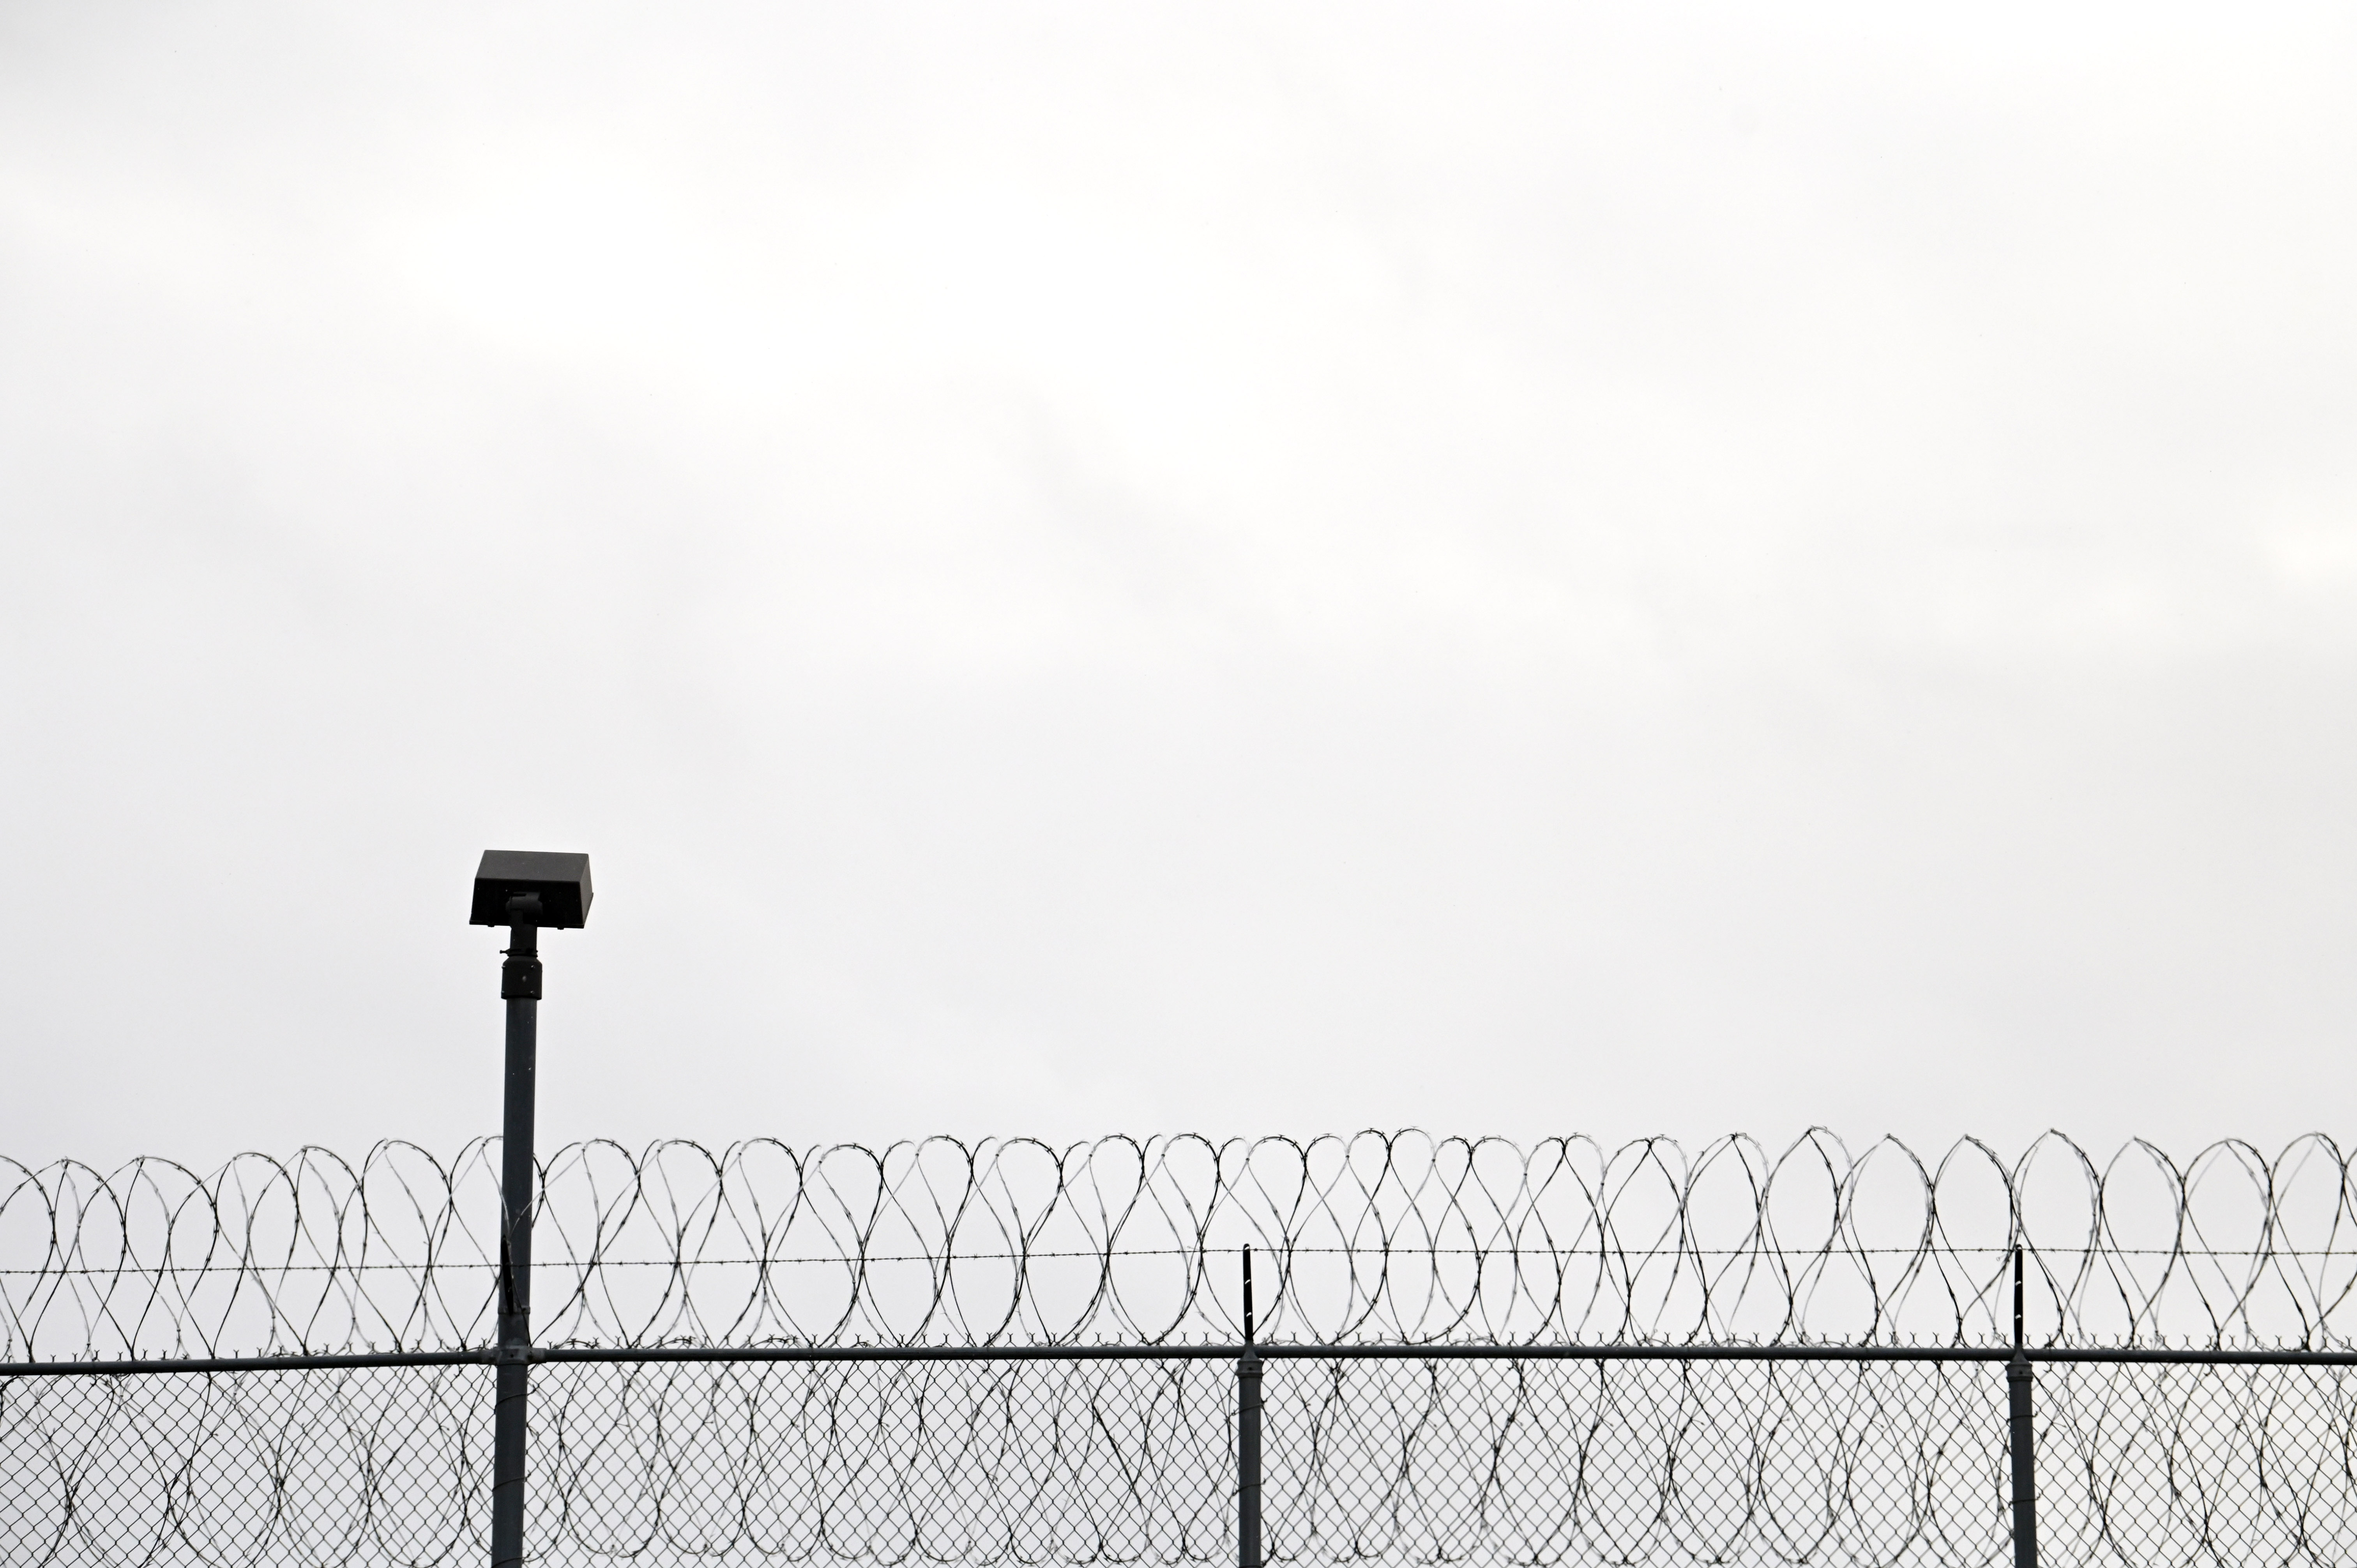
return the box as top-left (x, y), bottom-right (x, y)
top-left (9, 1134), bottom-right (2357, 1567)
top-left (6, 1132), bottom-right (2356, 1360)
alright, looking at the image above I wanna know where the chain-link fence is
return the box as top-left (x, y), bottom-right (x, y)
top-left (12, 1351), bottom-right (2357, 1566)
top-left (9, 1134), bottom-right (2357, 1566)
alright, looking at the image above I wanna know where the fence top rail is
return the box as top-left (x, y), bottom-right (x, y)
top-left (13, 1340), bottom-right (2357, 1377)
top-left (8, 1131), bottom-right (2357, 1359)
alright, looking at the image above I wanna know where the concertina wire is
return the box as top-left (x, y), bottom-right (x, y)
top-left (9, 1132), bottom-right (2357, 1565)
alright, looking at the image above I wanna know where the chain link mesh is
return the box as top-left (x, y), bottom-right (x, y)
top-left (11, 1359), bottom-right (2357, 1566)
top-left (0, 1365), bottom-right (491, 1566)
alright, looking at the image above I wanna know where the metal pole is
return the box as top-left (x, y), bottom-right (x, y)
top-left (491, 895), bottom-right (542, 1568)
top-left (1238, 1245), bottom-right (1262, 1568)
top-left (2007, 1243), bottom-right (2038, 1568)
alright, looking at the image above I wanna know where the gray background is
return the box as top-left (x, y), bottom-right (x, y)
top-left (3, 1), bottom-right (2352, 1169)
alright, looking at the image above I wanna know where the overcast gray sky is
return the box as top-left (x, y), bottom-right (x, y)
top-left (4, 1), bottom-right (2354, 1171)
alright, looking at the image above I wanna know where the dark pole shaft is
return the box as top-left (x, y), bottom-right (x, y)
top-left (2007, 1243), bottom-right (2038, 1568)
top-left (1238, 1246), bottom-right (1262, 1568)
top-left (492, 910), bottom-right (541, 1568)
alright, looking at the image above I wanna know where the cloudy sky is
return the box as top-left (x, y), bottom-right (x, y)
top-left (4, 1), bottom-right (2353, 1171)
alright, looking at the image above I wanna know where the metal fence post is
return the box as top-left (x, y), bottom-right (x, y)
top-left (1238, 1245), bottom-right (1262, 1568)
top-left (2007, 1243), bottom-right (2038, 1568)
top-left (492, 897), bottom-right (542, 1568)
